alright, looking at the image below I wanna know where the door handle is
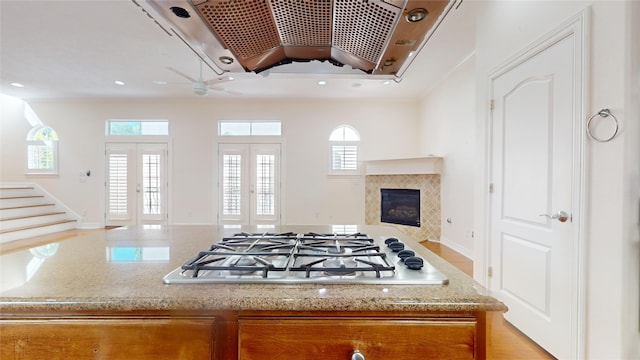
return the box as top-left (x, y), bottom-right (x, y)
top-left (351, 350), bottom-right (365, 360)
top-left (539, 210), bottom-right (569, 222)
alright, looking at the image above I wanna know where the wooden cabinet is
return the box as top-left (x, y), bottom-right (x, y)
top-left (1, 312), bottom-right (486, 359)
top-left (238, 317), bottom-right (477, 360)
top-left (0, 316), bottom-right (217, 360)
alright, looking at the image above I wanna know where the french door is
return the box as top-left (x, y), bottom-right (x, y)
top-left (218, 143), bottom-right (281, 225)
top-left (105, 143), bottom-right (168, 226)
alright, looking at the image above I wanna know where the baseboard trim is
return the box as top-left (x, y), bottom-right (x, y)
top-left (438, 237), bottom-right (473, 260)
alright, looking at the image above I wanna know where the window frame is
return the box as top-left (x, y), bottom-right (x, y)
top-left (328, 125), bottom-right (361, 176)
top-left (25, 125), bottom-right (59, 176)
top-left (218, 120), bottom-right (282, 137)
top-left (105, 120), bottom-right (169, 137)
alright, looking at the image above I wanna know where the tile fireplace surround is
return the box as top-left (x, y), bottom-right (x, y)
top-left (364, 157), bottom-right (441, 241)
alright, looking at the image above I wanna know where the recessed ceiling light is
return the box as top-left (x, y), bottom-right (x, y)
top-left (352, 83), bottom-right (362, 88)
top-left (406, 8), bottom-right (428, 23)
top-left (382, 81), bottom-right (392, 85)
top-left (219, 56), bottom-right (234, 65)
top-left (153, 80), bottom-right (168, 85)
top-left (170, 6), bottom-right (190, 18)
top-left (317, 80), bottom-right (327, 85)
top-left (114, 80), bottom-right (125, 86)
top-left (10, 82), bottom-right (24, 88)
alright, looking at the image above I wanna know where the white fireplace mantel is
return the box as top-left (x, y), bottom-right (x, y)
top-left (363, 156), bottom-right (442, 175)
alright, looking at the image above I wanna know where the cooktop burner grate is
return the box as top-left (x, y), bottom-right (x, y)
top-left (164, 230), bottom-right (449, 285)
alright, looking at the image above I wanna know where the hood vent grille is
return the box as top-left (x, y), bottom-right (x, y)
top-left (138, 0), bottom-right (454, 77)
top-left (197, 1), bottom-right (281, 60)
top-left (333, 0), bottom-right (397, 64)
top-left (273, 1), bottom-right (332, 47)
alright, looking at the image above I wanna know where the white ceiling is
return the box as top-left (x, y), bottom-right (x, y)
top-left (0, 0), bottom-right (476, 101)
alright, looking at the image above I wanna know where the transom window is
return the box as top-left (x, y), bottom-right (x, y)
top-left (219, 120), bottom-right (282, 136)
top-left (106, 120), bottom-right (168, 136)
top-left (26, 125), bottom-right (58, 175)
top-left (329, 125), bottom-right (360, 174)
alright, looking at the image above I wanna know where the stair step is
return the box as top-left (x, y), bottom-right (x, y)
top-left (0, 219), bottom-right (77, 234)
top-left (0, 203), bottom-right (56, 211)
top-left (0, 196), bottom-right (50, 208)
top-left (0, 211), bottom-right (66, 222)
top-left (0, 195), bottom-right (44, 200)
top-left (0, 186), bottom-right (34, 190)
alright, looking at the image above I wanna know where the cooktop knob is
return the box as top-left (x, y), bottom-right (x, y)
top-left (388, 241), bottom-right (405, 252)
top-left (404, 256), bottom-right (424, 270)
top-left (384, 237), bottom-right (399, 245)
top-left (397, 249), bottom-right (415, 260)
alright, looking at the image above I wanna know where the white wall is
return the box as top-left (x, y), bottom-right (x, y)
top-left (0, 95), bottom-right (32, 180)
top-left (418, 55), bottom-right (476, 258)
top-left (623, 1), bottom-right (640, 358)
top-left (469, 1), bottom-right (639, 358)
top-left (0, 97), bottom-right (421, 227)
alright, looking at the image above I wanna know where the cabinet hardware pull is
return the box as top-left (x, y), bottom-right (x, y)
top-left (351, 349), bottom-right (365, 360)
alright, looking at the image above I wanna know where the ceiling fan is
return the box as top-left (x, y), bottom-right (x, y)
top-left (167, 59), bottom-right (240, 96)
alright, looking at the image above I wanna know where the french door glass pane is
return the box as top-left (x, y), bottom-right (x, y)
top-left (256, 154), bottom-right (275, 215)
top-left (108, 154), bottom-right (128, 215)
top-left (223, 154), bottom-right (242, 215)
top-left (142, 154), bottom-right (161, 215)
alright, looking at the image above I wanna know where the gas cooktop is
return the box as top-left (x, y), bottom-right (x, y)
top-left (163, 231), bottom-right (448, 285)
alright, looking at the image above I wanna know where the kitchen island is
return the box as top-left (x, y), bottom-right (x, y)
top-left (0, 225), bottom-right (506, 359)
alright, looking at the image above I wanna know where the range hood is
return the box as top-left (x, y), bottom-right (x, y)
top-left (135, 0), bottom-right (455, 79)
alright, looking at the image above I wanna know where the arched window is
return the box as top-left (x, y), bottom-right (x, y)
top-left (329, 125), bottom-right (360, 174)
top-left (26, 125), bottom-right (58, 175)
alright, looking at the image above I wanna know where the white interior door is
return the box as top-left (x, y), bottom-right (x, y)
top-left (488, 27), bottom-right (582, 359)
top-left (218, 143), bottom-right (281, 225)
top-left (106, 143), bottom-right (168, 226)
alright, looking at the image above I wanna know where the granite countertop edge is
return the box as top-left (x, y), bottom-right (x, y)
top-left (0, 296), bottom-right (506, 313)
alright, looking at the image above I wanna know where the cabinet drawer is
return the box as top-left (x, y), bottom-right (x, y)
top-left (238, 317), bottom-right (476, 360)
top-left (0, 317), bottom-right (216, 360)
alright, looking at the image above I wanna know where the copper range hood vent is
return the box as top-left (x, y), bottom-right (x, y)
top-left (135, 0), bottom-right (455, 78)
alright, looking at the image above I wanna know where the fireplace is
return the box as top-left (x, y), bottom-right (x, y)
top-left (380, 188), bottom-right (420, 227)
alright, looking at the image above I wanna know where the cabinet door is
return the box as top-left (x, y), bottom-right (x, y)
top-left (0, 317), bottom-right (216, 360)
top-left (238, 317), bottom-right (476, 359)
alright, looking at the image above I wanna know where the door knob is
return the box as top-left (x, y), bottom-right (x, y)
top-left (539, 210), bottom-right (569, 222)
top-left (351, 349), bottom-right (365, 360)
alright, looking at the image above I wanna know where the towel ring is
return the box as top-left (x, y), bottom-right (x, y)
top-left (587, 108), bottom-right (619, 142)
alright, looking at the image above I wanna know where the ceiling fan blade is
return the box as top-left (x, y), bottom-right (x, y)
top-left (204, 75), bottom-right (234, 86)
top-left (166, 67), bottom-right (197, 83)
top-left (209, 86), bottom-right (241, 96)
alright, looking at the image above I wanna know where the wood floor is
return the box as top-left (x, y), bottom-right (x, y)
top-left (420, 240), bottom-right (556, 360)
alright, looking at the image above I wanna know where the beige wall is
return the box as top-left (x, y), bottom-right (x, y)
top-left (418, 55), bottom-right (476, 258)
top-left (0, 97), bottom-right (421, 227)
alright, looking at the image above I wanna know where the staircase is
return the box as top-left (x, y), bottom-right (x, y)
top-left (0, 184), bottom-right (78, 244)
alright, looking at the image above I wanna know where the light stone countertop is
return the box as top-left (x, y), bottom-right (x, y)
top-left (0, 225), bottom-right (506, 314)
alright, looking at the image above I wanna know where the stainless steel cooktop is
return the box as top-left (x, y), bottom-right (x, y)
top-left (163, 230), bottom-right (448, 285)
